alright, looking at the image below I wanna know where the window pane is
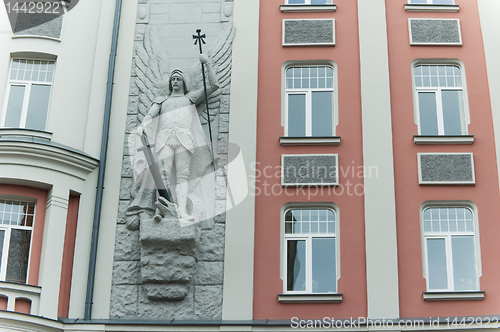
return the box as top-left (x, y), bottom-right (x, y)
top-left (6, 229), bottom-right (31, 284)
top-left (442, 90), bottom-right (464, 135)
top-left (418, 92), bottom-right (439, 135)
top-left (427, 238), bottom-right (448, 290)
top-left (410, 0), bottom-right (428, 3)
top-left (312, 238), bottom-right (336, 293)
top-left (25, 84), bottom-right (51, 130)
top-left (311, 91), bottom-right (333, 136)
top-left (452, 236), bottom-right (477, 290)
top-left (435, 0), bottom-right (454, 4)
top-left (287, 240), bottom-right (306, 291)
top-left (288, 0), bottom-right (305, 3)
top-left (4, 85), bottom-right (26, 127)
top-left (288, 94), bottom-right (306, 137)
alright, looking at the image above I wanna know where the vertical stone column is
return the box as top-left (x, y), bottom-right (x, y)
top-left (358, 0), bottom-right (400, 320)
top-left (37, 186), bottom-right (69, 319)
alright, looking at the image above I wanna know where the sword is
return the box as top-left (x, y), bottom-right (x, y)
top-left (137, 130), bottom-right (173, 202)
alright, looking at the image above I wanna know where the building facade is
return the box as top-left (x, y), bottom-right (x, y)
top-left (0, 0), bottom-right (500, 331)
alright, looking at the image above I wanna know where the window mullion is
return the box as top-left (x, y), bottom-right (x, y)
top-left (307, 236), bottom-right (313, 293)
top-left (306, 91), bottom-right (312, 137)
top-left (436, 89), bottom-right (445, 135)
top-left (446, 235), bottom-right (454, 291)
top-left (19, 83), bottom-right (32, 128)
top-left (1, 228), bottom-right (11, 281)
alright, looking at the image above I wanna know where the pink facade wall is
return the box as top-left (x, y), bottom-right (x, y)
top-left (253, 0), bottom-right (367, 320)
top-left (386, 0), bottom-right (500, 318)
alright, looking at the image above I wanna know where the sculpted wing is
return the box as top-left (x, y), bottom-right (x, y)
top-left (134, 26), bottom-right (169, 122)
top-left (190, 23), bottom-right (236, 122)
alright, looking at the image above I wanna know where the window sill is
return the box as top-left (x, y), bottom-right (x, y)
top-left (414, 135), bottom-right (474, 145)
top-left (423, 291), bottom-right (485, 301)
top-left (405, 4), bottom-right (459, 12)
top-left (11, 35), bottom-right (61, 42)
top-left (280, 4), bottom-right (337, 13)
top-left (0, 128), bottom-right (52, 140)
top-left (280, 136), bottom-right (340, 146)
top-left (278, 293), bottom-right (342, 303)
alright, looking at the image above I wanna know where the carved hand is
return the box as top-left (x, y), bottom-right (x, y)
top-left (199, 54), bottom-right (210, 64)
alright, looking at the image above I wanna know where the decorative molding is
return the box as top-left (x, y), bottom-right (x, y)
top-left (282, 19), bottom-right (335, 46)
top-left (409, 18), bottom-right (462, 46)
top-left (11, 35), bottom-right (61, 42)
top-left (414, 135), bottom-right (474, 145)
top-left (46, 195), bottom-right (69, 210)
top-left (404, 4), bottom-right (459, 12)
top-left (423, 291), bottom-right (485, 301)
top-left (0, 128), bottom-right (53, 140)
top-left (0, 281), bottom-right (41, 314)
top-left (0, 137), bottom-right (99, 180)
top-left (278, 293), bottom-right (342, 303)
top-left (418, 153), bottom-right (475, 185)
top-left (280, 136), bottom-right (340, 146)
top-left (280, 4), bottom-right (336, 13)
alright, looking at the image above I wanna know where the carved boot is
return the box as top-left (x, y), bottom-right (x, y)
top-left (176, 182), bottom-right (195, 226)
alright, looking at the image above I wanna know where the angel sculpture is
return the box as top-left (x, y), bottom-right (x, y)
top-left (126, 24), bottom-right (235, 229)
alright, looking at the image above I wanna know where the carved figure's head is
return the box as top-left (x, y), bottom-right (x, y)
top-left (168, 68), bottom-right (188, 94)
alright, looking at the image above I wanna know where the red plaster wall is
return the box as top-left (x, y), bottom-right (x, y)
top-left (253, 0), bottom-right (367, 320)
top-left (386, 0), bottom-right (500, 318)
top-left (14, 298), bottom-right (31, 314)
top-left (58, 194), bottom-right (80, 318)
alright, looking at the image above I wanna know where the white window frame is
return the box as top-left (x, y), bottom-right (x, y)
top-left (281, 203), bottom-right (340, 294)
top-left (1, 58), bottom-right (55, 130)
top-left (408, 0), bottom-right (455, 4)
top-left (282, 62), bottom-right (338, 137)
top-left (420, 202), bottom-right (482, 293)
top-left (0, 198), bottom-right (35, 284)
top-left (412, 60), bottom-right (470, 136)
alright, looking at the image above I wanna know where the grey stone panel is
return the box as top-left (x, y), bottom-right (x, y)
top-left (137, 285), bottom-right (196, 320)
top-left (194, 262), bottom-right (224, 285)
top-left (195, 286), bottom-right (223, 319)
top-left (110, 285), bottom-right (139, 318)
top-left (197, 224), bottom-right (225, 262)
top-left (284, 19), bottom-right (334, 45)
top-left (113, 261), bottom-right (141, 285)
top-left (14, 15), bottom-right (62, 39)
top-left (419, 154), bottom-right (474, 183)
top-left (282, 155), bottom-right (338, 185)
top-left (114, 225), bottom-right (141, 261)
top-left (410, 19), bottom-right (461, 44)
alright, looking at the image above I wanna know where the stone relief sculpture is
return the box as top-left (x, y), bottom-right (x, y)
top-left (114, 21), bottom-right (234, 307)
top-left (127, 24), bottom-right (234, 231)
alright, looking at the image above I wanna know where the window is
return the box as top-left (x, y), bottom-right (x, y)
top-left (286, 0), bottom-right (333, 4)
top-left (423, 206), bottom-right (480, 292)
top-left (409, 0), bottom-right (454, 4)
top-left (285, 66), bottom-right (335, 137)
top-left (1, 59), bottom-right (54, 131)
top-left (0, 199), bottom-right (35, 284)
top-left (414, 64), bottom-right (467, 135)
top-left (284, 208), bottom-right (338, 293)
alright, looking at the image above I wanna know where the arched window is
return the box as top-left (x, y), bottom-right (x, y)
top-left (283, 207), bottom-right (339, 293)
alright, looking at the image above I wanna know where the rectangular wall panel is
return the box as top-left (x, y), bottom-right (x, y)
top-left (283, 19), bottom-right (335, 46)
top-left (409, 19), bottom-right (462, 45)
top-left (281, 154), bottom-right (338, 186)
top-left (418, 153), bottom-right (475, 184)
